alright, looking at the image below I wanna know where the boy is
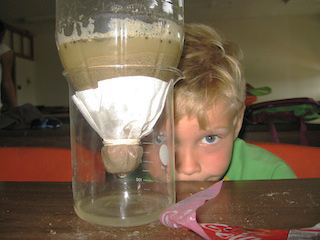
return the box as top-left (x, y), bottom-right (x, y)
top-left (174, 23), bottom-right (296, 181)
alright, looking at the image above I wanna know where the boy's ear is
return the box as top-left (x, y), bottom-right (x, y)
top-left (234, 105), bottom-right (246, 140)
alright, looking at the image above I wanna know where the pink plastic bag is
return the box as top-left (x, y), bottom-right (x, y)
top-left (160, 181), bottom-right (320, 240)
top-left (160, 180), bottom-right (223, 239)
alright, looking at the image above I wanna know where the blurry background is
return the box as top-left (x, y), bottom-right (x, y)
top-left (0, 0), bottom-right (320, 107)
top-left (0, 0), bottom-right (320, 148)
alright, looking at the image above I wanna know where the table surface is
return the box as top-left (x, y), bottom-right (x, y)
top-left (1, 179), bottom-right (319, 240)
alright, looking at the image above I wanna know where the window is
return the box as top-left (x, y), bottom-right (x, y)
top-left (3, 23), bottom-right (34, 60)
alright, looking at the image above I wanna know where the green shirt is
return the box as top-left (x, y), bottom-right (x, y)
top-left (224, 138), bottom-right (297, 180)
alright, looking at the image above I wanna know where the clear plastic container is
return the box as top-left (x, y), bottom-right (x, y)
top-left (55, 0), bottom-right (184, 227)
top-left (55, 0), bottom-right (184, 71)
top-left (64, 65), bottom-right (182, 227)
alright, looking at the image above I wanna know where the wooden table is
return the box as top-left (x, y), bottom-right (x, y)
top-left (0, 179), bottom-right (319, 239)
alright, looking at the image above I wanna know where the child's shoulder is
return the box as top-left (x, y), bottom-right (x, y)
top-left (233, 138), bottom-right (281, 162)
top-left (227, 138), bottom-right (296, 180)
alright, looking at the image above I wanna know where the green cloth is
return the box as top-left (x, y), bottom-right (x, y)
top-left (224, 138), bottom-right (297, 180)
top-left (252, 104), bottom-right (320, 122)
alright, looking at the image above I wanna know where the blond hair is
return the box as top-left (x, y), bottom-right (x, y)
top-left (175, 23), bottom-right (246, 128)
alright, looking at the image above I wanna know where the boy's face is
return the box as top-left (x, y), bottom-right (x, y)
top-left (175, 100), bottom-right (243, 181)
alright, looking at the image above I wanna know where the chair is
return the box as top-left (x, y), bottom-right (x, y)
top-left (0, 147), bottom-right (72, 182)
top-left (250, 142), bottom-right (320, 178)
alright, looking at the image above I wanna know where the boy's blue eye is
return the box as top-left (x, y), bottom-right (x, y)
top-left (201, 135), bottom-right (218, 144)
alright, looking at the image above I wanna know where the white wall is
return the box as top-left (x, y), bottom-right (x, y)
top-left (208, 14), bottom-right (320, 102)
top-left (34, 33), bottom-right (69, 106)
top-left (15, 57), bottom-right (36, 105)
top-left (4, 27), bottom-right (69, 107)
top-left (11, 13), bottom-right (320, 107)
